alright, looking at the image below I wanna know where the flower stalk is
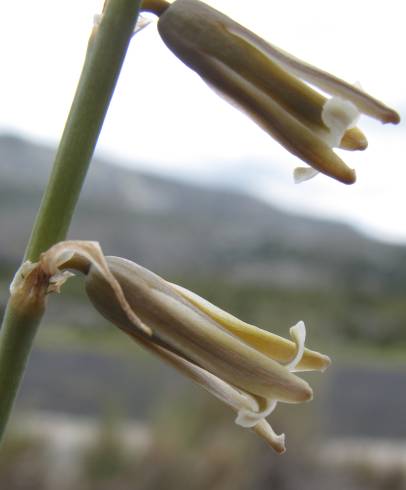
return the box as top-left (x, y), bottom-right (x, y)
top-left (0, 0), bottom-right (142, 442)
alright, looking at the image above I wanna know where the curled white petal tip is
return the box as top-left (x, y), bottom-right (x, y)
top-left (294, 167), bottom-right (319, 184)
top-left (291, 320), bottom-right (306, 338)
top-left (235, 410), bottom-right (256, 428)
top-left (235, 399), bottom-right (277, 428)
top-left (285, 321), bottom-right (306, 372)
top-left (322, 97), bottom-right (360, 147)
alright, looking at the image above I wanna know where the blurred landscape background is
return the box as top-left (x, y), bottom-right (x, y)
top-left (1, 133), bottom-right (406, 489)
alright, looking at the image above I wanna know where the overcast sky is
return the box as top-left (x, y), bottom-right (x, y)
top-left (1, 1), bottom-right (405, 242)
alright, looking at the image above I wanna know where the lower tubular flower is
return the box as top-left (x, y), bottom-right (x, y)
top-left (15, 241), bottom-right (331, 453)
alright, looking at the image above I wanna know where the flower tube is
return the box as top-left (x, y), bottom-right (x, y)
top-left (142, 0), bottom-right (400, 184)
top-left (13, 240), bottom-right (330, 453)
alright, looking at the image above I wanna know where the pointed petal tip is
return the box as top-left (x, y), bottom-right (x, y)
top-left (302, 382), bottom-right (313, 402)
top-left (383, 110), bottom-right (401, 125)
top-left (286, 376), bottom-right (313, 403)
top-left (357, 140), bottom-right (368, 151)
top-left (319, 354), bottom-right (332, 372)
top-left (294, 166), bottom-right (356, 185)
top-left (340, 127), bottom-right (368, 151)
top-left (339, 168), bottom-right (356, 185)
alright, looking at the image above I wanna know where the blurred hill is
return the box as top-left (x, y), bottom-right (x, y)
top-left (1, 133), bottom-right (405, 285)
top-left (1, 133), bottom-right (406, 345)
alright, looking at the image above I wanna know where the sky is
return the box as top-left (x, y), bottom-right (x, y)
top-left (0, 1), bottom-right (405, 242)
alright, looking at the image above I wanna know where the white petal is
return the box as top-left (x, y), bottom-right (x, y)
top-left (235, 399), bottom-right (277, 428)
top-left (147, 341), bottom-right (260, 415)
top-left (322, 97), bottom-right (360, 147)
top-left (149, 340), bottom-right (286, 453)
top-left (294, 167), bottom-right (319, 183)
top-left (285, 321), bottom-right (306, 372)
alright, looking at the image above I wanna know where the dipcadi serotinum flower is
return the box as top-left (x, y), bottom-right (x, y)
top-left (139, 0), bottom-right (400, 184)
top-left (11, 241), bottom-right (330, 453)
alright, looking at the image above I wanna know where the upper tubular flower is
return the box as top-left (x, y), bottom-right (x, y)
top-left (142, 0), bottom-right (400, 184)
top-left (17, 241), bottom-right (330, 453)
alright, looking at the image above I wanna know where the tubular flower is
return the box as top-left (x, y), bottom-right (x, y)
top-left (14, 241), bottom-right (331, 453)
top-left (141, 0), bottom-right (400, 184)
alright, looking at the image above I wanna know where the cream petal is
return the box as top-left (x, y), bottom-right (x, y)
top-left (170, 283), bottom-right (330, 372)
top-left (148, 287), bottom-right (313, 403)
top-left (143, 338), bottom-right (260, 415)
top-left (253, 419), bottom-right (286, 454)
top-left (226, 23), bottom-right (400, 124)
top-left (191, 54), bottom-right (356, 184)
top-left (140, 337), bottom-right (286, 453)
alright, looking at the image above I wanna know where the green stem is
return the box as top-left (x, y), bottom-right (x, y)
top-left (0, 302), bottom-right (44, 436)
top-left (0, 0), bottom-right (141, 442)
top-left (26, 0), bottom-right (141, 261)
